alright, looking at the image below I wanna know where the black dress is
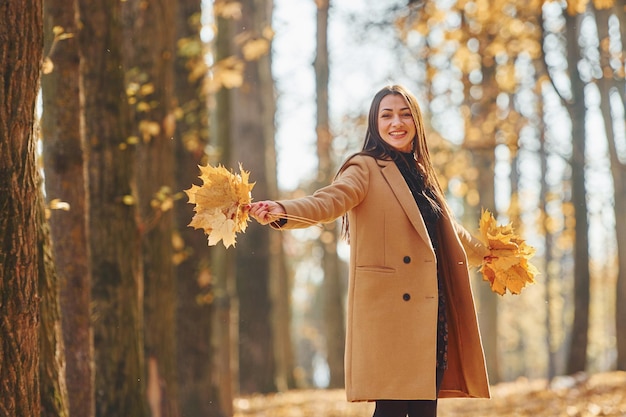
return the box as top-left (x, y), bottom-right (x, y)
top-left (395, 152), bottom-right (448, 371)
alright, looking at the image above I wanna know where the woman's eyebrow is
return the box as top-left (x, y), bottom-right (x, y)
top-left (379, 107), bottom-right (410, 112)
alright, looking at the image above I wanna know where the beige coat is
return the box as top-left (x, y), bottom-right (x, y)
top-left (277, 154), bottom-right (490, 401)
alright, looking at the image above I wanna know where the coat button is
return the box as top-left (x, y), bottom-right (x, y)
top-left (403, 256), bottom-right (411, 264)
top-left (403, 293), bottom-right (411, 301)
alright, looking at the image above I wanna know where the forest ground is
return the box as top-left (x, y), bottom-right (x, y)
top-left (233, 371), bottom-right (626, 417)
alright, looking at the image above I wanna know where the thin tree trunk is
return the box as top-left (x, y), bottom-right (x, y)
top-left (612, 0), bottom-right (626, 374)
top-left (564, 10), bottom-right (590, 374)
top-left (231, 0), bottom-right (277, 395)
top-left (612, 113), bottom-right (626, 372)
top-left (37, 183), bottom-right (70, 417)
top-left (614, 3), bottom-right (626, 111)
top-left (41, 0), bottom-right (95, 414)
top-left (124, 0), bottom-right (180, 415)
top-left (534, 7), bottom-right (563, 381)
top-left (76, 0), bottom-right (149, 414)
top-left (472, 148), bottom-right (499, 382)
top-left (455, 8), bottom-right (500, 383)
top-left (464, 76), bottom-right (499, 385)
top-left (537, 83), bottom-right (558, 380)
top-left (595, 3), bottom-right (626, 371)
top-left (0, 0), bottom-right (43, 414)
top-left (314, 0), bottom-right (345, 389)
top-left (266, 3), bottom-right (295, 392)
top-left (210, 4), bottom-right (238, 413)
top-left (269, 246), bottom-right (295, 391)
top-left (174, 0), bottom-right (227, 415)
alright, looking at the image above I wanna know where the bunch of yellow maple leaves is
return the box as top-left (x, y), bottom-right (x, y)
top-left (185, 163), bottom-right (255, 248)
top-left (478, 209), bottom-right (538, 295)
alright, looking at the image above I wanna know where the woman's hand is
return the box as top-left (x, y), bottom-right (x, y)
top-left (248, 200), bottom-right (286, 225)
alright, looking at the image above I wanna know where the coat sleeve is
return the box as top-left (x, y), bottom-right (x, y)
top-left (454, 221), bottom-right (489, 268)
top-left (274, 155), bottom-right (370, 229)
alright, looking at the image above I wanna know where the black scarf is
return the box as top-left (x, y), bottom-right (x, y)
top-left (394, 152), bottom-right (441, 251)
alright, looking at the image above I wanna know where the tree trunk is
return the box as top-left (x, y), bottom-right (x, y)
top-left (314, 0), bottom-right (345, 389)
top-left (231, 0), bottom-right (276, 394)
top-left (41, 0), bottom-right (95, 415)
top-left (209, 3), bottom-right (240, 412)
top-left (123, 0), bottom-right (181, 415)
top-left (76, 0), bottom-right (149, 414)
top-left (0, 0), bottom-right (43, 414)
top-left (462, 49), bottom-right (500, 384)
top-left (266, 5), bottom-right (294, 392)
top-left (533, 73), bottom-right (559, 379)
top-left (452, 6), bottom-right (501, 382)
top-left (269, 246), bottom-right (295, 391)
top-left (614, 3), bottom-right (626, 112)
top-left (174, 0), bottom-right (227, 415)
top-left (471, 148), bottom-right (499, 382)
top-left (595, 3), bottom-right (626, 371)
top-left (564, 10), bottom-right (590, 375)
top-left (37, 184), bottom-right (70, 417)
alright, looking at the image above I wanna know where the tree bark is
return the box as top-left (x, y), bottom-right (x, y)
top-left (263, 0), bottom-right (294, 393)
top-left (209, 3), bottom-right (238, 412)
top-left (37, 184), bottom-right (70, 417)
top-left (594, 3), bottom-right (626, 371)
top-left (537, 94), bottom-right (558, 380)
top-left (76, 0), bottom-right (149, 414)
top-left (124, 0), bottom-right (181, 415)
top-left (564, 10), bottom-right (590, 375)
top-left (231, 0), bottom-right (277, 394)
top-left (471, 148), bottom-right (499, 382)
top-left (0, 0), bottom-right (43, 415)
top-left (41, 0), bottom-right (95, 415)
top-left (174, 0), bottom-right (228, 415)
top-left (314, 0), bottom-right (345, 389)
top-left (463, 46), bottom-right (500, 385)
top-left (269, 246), bottom-right (295, 391)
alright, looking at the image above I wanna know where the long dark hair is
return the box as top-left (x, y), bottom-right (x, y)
top-left (340, 85), bottom-right (449, 240)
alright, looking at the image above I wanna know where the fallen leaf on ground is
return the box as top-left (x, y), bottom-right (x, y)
top-left (233, 372), bottom-right (626, 417)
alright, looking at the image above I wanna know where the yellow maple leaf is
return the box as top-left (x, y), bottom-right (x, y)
top-left (207, 216), bottom-right (237, 248)
top-left (185, 163), bottom-right (255, 248)
top-left (478, 209), bottom-right (538, 295)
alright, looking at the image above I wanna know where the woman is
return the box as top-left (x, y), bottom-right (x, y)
top-left (249, 85), bottom-right (490, 417)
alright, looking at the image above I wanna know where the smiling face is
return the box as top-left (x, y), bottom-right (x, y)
top-left (377, 94), bottom-right (416, 153)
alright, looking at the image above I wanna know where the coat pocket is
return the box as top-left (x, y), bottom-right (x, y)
top-left (350, 268), bottom-right (435, 389)
top-left (355, 265), bottom-right (396, 273)
top-left (351, 268), bottom-right (407, 340)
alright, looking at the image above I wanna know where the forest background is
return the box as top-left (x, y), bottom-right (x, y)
top-left (1, 0), bottom-right (625, 416)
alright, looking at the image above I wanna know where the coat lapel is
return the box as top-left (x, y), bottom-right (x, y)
top-left (378, 159), bottom-right (433, 251)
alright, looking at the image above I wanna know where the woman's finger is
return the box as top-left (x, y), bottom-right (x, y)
top-left (248, 201), bottom-right (284, 225)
